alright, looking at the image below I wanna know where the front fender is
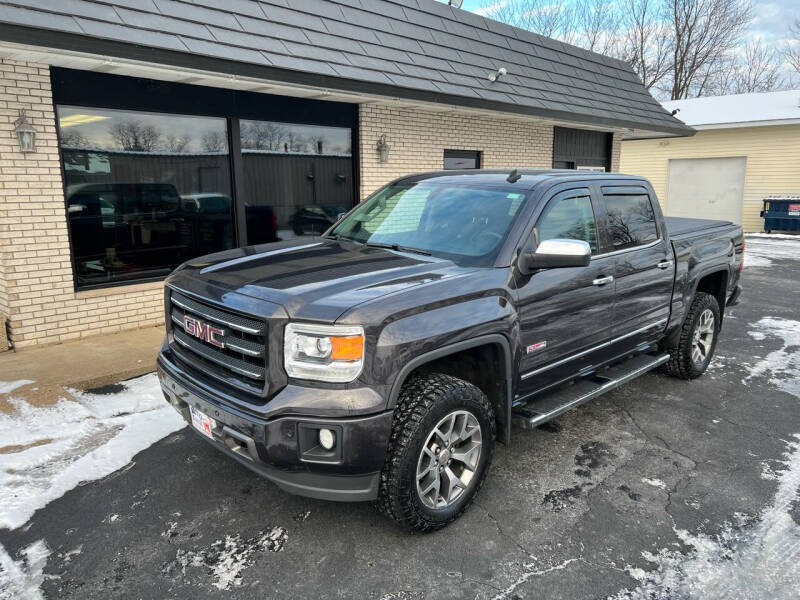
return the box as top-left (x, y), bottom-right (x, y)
top-left (370, 295), bottom-right (517, 443)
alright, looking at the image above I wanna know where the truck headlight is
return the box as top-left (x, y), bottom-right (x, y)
top-left (284, 323), bottom-right (365, 382)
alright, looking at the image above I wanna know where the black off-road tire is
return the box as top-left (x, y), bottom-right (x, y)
top-left (377, 373), bottom-right (496, 532)
top-left (662, 292), bottom-right (720, 380)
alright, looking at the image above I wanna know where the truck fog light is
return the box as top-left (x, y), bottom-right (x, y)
top-left (319, 428), bottom-right (336, 450)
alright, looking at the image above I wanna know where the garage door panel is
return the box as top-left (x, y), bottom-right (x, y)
top-left (667, 157), bottom-right (746, 224)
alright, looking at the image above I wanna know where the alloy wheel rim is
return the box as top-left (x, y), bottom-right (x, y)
top-left (691, 308), bottom-right (715, 366)
top-left (416, 410), bottom-right (483, 509)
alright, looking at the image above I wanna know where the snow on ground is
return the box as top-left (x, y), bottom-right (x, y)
top-left (611, 316), bottom-right (800, 600)
top-left (167, 527), bottom-right (288, 590)
top-left (743, 235), bottom-right (800, 269)
top-left (641, 478), bottom-right (667, 490)
top-left (0, 540), bottom-right (50, 600)
top-left (744, 318), bottom-right (800, 398)
top-left (0, 373), bottom-right (185, 530)
top-left (0, 381), bottom-right (34, 395)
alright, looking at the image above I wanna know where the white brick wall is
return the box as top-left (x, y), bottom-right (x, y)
top-left (359, 104), bottom-right (554, 198)
top-left (0, 59), bottom-right (164, 349)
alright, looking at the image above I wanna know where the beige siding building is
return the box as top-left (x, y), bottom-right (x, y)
top-left (621, 91), bottom-right (800, 232)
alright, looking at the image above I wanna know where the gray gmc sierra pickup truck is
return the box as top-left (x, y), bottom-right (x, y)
top-left (158, 169), bottom-right (744, 531)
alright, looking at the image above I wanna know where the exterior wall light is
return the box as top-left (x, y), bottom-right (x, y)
top-left (14, 110), bottom-right (36, 153)
top-left (377, 134), bottom-right (390, 163)
top-left (488, 67), bottom-right (507, 82)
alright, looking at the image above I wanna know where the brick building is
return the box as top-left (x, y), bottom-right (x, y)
top-left (0, 0), bottom-right (689, 349)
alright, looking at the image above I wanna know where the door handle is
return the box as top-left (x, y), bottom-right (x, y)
top-left (657, 259), bottom-right (674, 270)
top-left (592, 275), bottom-right (614, 286)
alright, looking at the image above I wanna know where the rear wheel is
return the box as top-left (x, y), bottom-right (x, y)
top-left (377, 373), bottom-right (495, 532)
top-left (663, 292), bottom-right (720, 379)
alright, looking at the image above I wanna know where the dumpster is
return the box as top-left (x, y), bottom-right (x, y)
top-left (761, 196), bottom-right (800, 233)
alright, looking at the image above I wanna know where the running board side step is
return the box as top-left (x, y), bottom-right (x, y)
top-left (512, 353), bottom-right (670, 430)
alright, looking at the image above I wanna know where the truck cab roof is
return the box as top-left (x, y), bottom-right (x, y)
top-left (393, 169), bottom-right (649, 191)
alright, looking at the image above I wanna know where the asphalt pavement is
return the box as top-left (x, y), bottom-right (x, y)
top-left (1, 243), bottom-right (799, 599)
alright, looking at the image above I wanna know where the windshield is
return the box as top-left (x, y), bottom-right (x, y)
top-left (329, 182), bottom-right (530, 265)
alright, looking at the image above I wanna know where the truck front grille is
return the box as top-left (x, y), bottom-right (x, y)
top-left (168, 290), bottom-right (267, 397)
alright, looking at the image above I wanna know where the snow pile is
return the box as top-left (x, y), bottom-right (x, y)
top-left (170, 527), bottom-right (288, 590)
top-left (0, 373), bottom-right (185, 530)
top-left (744, 317), bottom-right (800, 397)
top-left (744, 236), bottom-right (800, 269)
top-left (612, 316), bottom-right (800, 599)
top-left (0, 540), bottom-right (50, 600)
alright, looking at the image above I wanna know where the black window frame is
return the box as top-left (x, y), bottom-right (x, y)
top-left (51, 68), bottom-right (359, 292)
top-left (443, 149), bottom-right (482, 170)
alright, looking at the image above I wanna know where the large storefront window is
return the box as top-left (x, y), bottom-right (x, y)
top-left (239, 120), bottom-right (353, 241)
top-left (57, 105), bottom-right (234, 288)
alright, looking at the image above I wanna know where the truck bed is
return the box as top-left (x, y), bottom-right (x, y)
top-left (665, 216), bottom-right (735, 239)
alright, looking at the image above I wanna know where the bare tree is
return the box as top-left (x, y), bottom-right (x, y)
top-left (164, 134), bottom-right (191, 153)
top-left (785, 19), bottom-right (800, 83)
top-left (201, 130), bottom-right (226, 152)
top-left (59, 129), bottom-right (89, 148)
top-left (241, 121), bottom-right (286, 151)
top-left (620, 0), bottom-right (672, 90)
top-left (667, 0), bottom-right (753, 99)
top-left (575, 0), bottom-right (622, 55)
top-left (727, 39), bottom-right (783, 93)
top-left (284, 129), bottom-right (308, 153)
top-left (482, 0), bottom-right (577, 43)
top-left (109, 120), bottom-right (160, 152)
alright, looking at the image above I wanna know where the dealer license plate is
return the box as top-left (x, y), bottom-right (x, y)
top-left (190, 405), bottom-right (216, 440)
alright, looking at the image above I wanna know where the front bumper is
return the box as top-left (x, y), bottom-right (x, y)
top-left (157, 354), bottom-right (392, 502)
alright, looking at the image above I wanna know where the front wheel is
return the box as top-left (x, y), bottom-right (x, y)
top-left (377, 373), bottom-right (495, 532)
top-left (663, 292), bottom-right (720, 379)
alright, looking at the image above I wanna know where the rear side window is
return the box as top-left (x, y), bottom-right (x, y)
top-left (603, 194), bottom-right (658, 249)
top-left (537, 194), bottom-right (599, 254)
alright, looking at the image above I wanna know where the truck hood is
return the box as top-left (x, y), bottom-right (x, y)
top-left (169, 238), bottom-right (474, 322)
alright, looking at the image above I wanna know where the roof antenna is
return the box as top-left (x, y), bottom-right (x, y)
top-left (507, 169), bottom-right (521, 183)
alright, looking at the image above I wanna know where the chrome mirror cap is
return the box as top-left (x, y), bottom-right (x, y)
top-left (519, 238), bottom-right (592, 274)
top-left (535, 239), bottom-right (592, 257)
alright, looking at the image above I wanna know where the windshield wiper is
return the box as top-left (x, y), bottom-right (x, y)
top-left (364, 241), bottom-right (431, 256)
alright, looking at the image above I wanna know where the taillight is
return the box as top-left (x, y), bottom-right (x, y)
top-left (272, 212), bottom-right (278, 231)
top-left (740, 240), bottom-right (745, 272)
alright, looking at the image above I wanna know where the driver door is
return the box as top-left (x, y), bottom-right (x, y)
top-left (515, 187), bottom-right (616, 398)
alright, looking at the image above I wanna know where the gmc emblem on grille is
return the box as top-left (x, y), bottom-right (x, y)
top-left (183, 315), bottom-right (225, 349)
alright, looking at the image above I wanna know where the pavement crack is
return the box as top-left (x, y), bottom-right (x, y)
top-left (473, 500), bottom-right (534, 558)
top-left (613, 400), bottom-right (698, 467)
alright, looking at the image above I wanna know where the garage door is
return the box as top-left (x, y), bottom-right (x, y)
top-left (667, 157), bottom-right (746, 224)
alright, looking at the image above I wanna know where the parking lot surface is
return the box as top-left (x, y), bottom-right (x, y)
top-left (1, 235), bottom-right (799, 599)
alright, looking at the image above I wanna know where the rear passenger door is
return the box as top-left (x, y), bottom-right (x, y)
top-left (515, 187), bottom-right (615, 397)
top-left (598, 187), bottom-right (673, 343)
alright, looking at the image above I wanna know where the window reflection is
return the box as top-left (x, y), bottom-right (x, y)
top-left (603, 194), bottom-right (658, 249)
top-left (240, 120), bottom-right (353, 241)
top-left (57, 105), bottom-right (234, 288)
top-left (538, 195), bottom-right (599, 253)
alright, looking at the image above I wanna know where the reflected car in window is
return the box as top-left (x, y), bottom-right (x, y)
top-left (290, 204), bottom-right (348, 235)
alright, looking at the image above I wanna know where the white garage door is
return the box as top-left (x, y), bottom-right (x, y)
top-left (667, 157), bottom-right (746, 224)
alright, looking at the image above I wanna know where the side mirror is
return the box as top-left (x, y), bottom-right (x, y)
top-left (519, 239), bottom-right (591, 274)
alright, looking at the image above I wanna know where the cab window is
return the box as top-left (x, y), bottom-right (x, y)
top-left (536, 194), bottom-right (599, 254)
top-left (602, 194), bottom-right (658, 249)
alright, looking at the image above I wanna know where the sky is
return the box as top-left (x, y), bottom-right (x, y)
top-left (460, 0), bottom-right (798, 51)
